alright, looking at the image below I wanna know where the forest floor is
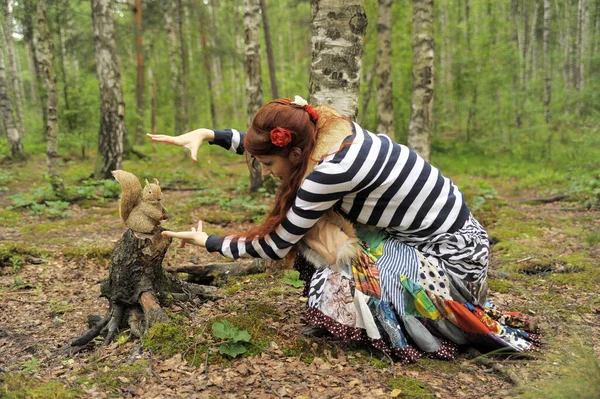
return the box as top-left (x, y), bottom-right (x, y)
top-left (0, 151), bottom-right (599, 399)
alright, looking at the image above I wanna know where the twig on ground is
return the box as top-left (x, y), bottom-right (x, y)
top-left (148, 349), bottom-right (162, 383)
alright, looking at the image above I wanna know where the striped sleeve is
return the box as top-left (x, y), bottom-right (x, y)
top-left (206, 162), bottom-right (353, 260)
top-left (208, 129), bottom-right (246, 155)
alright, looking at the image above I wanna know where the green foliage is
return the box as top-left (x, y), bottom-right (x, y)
top-left (212, 320), bottom-right (252, 358)
top-left (569, 172), bottom-right (600, 208)
top-left (282, 269), bottom-right (304, 288)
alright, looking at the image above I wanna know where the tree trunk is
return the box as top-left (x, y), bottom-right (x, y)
top-left (198, 2), bottom-right (216, 127)
top-left (1, 0), bottom-right (25, 137)
top-left (259, 0), bottom-right (279, 99)
top-left (544, 0), bottom-right (552, 125)
top-left (408, 0), bottom-right (434, 162)
top-left (36, 0), bottom-right (66, 195)
top-left (376, 0), bottom-right (394, 139)
top-left (511, 0), bottom-right (523, 129)
top-left (575, 0), bottom-right (584, 91)
top-left (526, 1), bottom-right (540, 86)
top-left (69, 229), bottom-right (221, 349)
top-left (0, 40), bottom-right (24, 160)
top-left (92, 0), bottom-right (126, 179)
top-left (358, 58), bottom-right (376, 126)
top-left (308, 0), bottom-right (368, 119)
top-left (244, 0), bottom-right (264, 191)
top-left (163, 1), bottom-right (185, 135)
top-left (55, 0), bottom-right (75, 133)
top-left (134, 0), bottom-right (145, 144)
top-left (177, 0), bottom-right (189, 132)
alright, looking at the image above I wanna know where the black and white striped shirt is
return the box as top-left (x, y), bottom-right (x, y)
top-left (206, 123), bottom-right (471, 260)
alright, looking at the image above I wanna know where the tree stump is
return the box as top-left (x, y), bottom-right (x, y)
top-left (70, 228), bottom-right (221, 350)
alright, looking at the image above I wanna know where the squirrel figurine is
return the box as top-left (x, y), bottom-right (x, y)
top-left (112, 170), bottom-right (168, 233)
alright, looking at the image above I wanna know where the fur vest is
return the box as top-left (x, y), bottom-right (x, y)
top-left (295, 106), bottom-right (360, 272)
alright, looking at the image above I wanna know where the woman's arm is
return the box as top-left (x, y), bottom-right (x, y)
top-left (147, 128), bottom-right (246, 161)
top-left (206, 162), bottom-right (353, 260)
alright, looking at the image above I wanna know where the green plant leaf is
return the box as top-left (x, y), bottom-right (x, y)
top-left (282, 270), bottom-right (304, 288)
top-left (219, 342), bottom-right (247, 358)
top-left (232, 329), bottom-right (252, 343)
top-left (212, 320), bottom-right (235, 340)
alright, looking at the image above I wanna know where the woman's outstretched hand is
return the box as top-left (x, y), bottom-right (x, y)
top-left (147, 129), bottom-right (215, 162)
top-left (162, 221), bottom-right (208, 248)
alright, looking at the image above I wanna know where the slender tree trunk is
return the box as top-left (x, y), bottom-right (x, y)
top-left (55, 0), bottom-right (75, 132)
top-left (163, 1), bottom-right (185, 135)
top-left (25, 43), bottom-right (40, 107)
top-left (0, 40), bottom-right (24, 160)
top-left (91, 0), bottom-right (126, 179)
top-left (148, 67), bottom-right (156, 136)
top-left (36, 0), bottom-right (66, 195)
top-left (526, 0), bottom-right (540, 86)
top-left (358, 59), bottom-right (376, 126)
top-left (544, 0), bottom-right (552, 125)
top-left (198, 2), bottom-right (216, 127)
top-left (244, 0), bottom-right (264, 191)
top-left (2, 0), bottom-right (25, 136)
top-left (134, 0), bottom-right (145, 144)
top-left (308, 0), bottom-right (368, 119)
top-left (376, 0), bottom-right (394, 139)
top-left (259, 0), bottom-right (278, 99)
top-left (209, 1), bottom-right (223, 99)
top-left (177, 0), bottom-right (189, 132)
top-left (575, 0), bottom-right (584, 90)
top-left (512, 0), bottom-right (523, 128)
top-left (408, 0), bottom-right (434, 162)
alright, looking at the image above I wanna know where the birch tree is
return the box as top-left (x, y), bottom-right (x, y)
top-left (36, 0), bottom-right (65, 194)
top-left (259, 0), bottom-right (278, 99)
top-left (2, 0), bottom-right (25, 136)
top-left (91, 0), bottom-right (126, 179)
top-left (0, 37), bottom-right (24, 160)
top-left (408, 0), bottom-right (434, 162)
top-left (308, 0), bottom-right (368, 119)
top-left (163, 0), bottom-right (187, 134)
top-left (244, 0), bottom-right (263, 191)
top-left (376, 0), bottom-right (394, 139)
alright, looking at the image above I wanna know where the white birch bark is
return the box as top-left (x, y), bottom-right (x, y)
top-left (244, 0), bottom-right (263, 190)
top-left (408, 0), bottom-right (434, 162)
top-left (1, 0), bottom-right (25, 136)
top-left (91, 0), bottom-right (126, 179)
top-left (376, 0), bottom-right (394, 139)
top-left (37, 0), bottom-right (65, 193)
top-left (308, 0), bottom-right (368, 119)
top-left (0, 39), bottom-right (24, 160)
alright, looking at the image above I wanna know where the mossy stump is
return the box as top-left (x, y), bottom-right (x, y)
top-left (69, 228), bottom-right (221, 351)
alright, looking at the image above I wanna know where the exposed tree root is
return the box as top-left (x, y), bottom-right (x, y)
top-left (68, 228), bottom-right (222, 351)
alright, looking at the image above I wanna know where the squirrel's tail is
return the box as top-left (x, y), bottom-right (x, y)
top-left (112, 170), bottom-right (143, 223)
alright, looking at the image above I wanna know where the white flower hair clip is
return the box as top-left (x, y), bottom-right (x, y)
top-left (291, 95), bottom-right (308, 107)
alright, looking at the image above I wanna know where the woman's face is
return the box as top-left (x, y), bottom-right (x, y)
top-left (255, 154), bottom-right (293, 182)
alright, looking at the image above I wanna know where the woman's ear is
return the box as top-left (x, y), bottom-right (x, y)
top-left (289, 147), bottom-right (303, 165)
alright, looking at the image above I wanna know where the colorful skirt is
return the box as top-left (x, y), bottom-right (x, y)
top-left (295, 221), bottom-right (538, 364)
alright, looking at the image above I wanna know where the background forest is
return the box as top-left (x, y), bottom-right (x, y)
top-left (1, 0), bottom-right (599, 187)
top-left (1, 1), bottom-right (599, 398)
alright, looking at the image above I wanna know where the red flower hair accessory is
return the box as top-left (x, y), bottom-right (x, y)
top-left (270, 127), bottom-right (292, 147)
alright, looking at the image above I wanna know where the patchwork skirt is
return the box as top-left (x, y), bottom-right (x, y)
top-left (295, 216), bottom-right (538, 364)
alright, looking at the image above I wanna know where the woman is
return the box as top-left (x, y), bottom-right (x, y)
top-left (148, 97), bottom-right (537, 363)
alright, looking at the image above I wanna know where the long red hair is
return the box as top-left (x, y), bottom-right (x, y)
top-left (238, 98), bottom-right (350, 244)
top-left (243, 98), bottom-right (317, 238)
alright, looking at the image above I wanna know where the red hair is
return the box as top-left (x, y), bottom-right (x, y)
top-left (243, 98), bottom-right (318, 238)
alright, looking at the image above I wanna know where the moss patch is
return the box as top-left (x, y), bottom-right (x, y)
top-left (387, 375), bottom-right (433, 398)
top-left (0, 242), bottom-right (47, 267)
top-left (143, 323), bottom-right (191, 356)
top-left (61, 245), bottom-right (113, 261)
top-left (487, 278), bottom-right (513, 294)
top-left (0, 373), bottom-right (81, 399)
